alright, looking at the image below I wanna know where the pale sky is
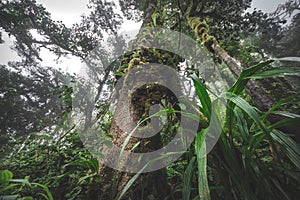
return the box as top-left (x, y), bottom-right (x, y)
top-left (251, 0), bottom-right (286, 12)
top-left (36, 0), bottom-right (89, 27)
top-left (0, 0), bottom-right (288, 74)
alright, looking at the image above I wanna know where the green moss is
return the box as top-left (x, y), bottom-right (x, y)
top-left (128, 58), bottom-right (142, 70)
top-left (201, 32), bottom-right (209, 41)
top-left (187, 16), bottom-right (217, 53)
top-left (195, 21), bottom-right (209, 33)
top-left (197, 27), bottom-right (208, 38)
top-left (188, 17), bottom-right (201, 30)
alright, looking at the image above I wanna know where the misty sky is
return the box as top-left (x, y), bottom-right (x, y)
top-left (35, 0), bottom-right (287, 27)
top-left (0, 0), bottom-right (289, 74)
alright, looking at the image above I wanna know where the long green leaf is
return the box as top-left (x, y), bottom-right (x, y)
top-left (78, 173), bottom-right (97, 184)
top-left (195, 129), bottom-right (210, 200)
top-left (182, 157), bottom-right (195, 200)
top-left (262, 93), bottom-right (300, 120)
top-left (234, 107), bottom-right (249, 141)
top-left (271, 111), bottom-right (300, 119)
top-left (224, 92), bottom-right (277, 154)
top-left (269, 177), bottom-right (291, 200)
top-left (226, 60), bottom-right (273, 138)
top-left (9, 179), bottom-right (30, 185)
top-left (230, 60), bottom-right (273, 94)
top-left (270, 129), bottom-right (300, 169)
top-left (249, 131), bottom-right (265, 152)
top-left (31, 183), bottom-right (53, 200)
top-left (225, 92), bottom-right (268, 133)
top-left (191, 74), bottom-right (212, 120)
top-left (247, 67), bottom-right (300, 79)
top-left (268, 117), bottom-right (300, 130)
top-left (151, 12), bottom-right (157, 26)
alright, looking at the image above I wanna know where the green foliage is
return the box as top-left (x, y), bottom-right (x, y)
top-left (248, 67), bottom-right (300, 79)
top-left (211, 61), bottom-right (300, 199)
top-left (112, 59), bottom-right (300, 199)
top-left (0, 128), bottom-right (103, 200)
top-left (229, 60), bottom-right (274, 94)
top-left (191, 74), bottom-right (212, 120)
top-left (164, 61), bottom-right (299, 199)
top-left (151, 12), bottom-right (157, 27)
top-left (182, 156), bottom-right (195, 200)
top-left (1, 0), bottom-right (300, 199)
top-left (0, 169), bottom-right (53, 200)
top-left (195, 129), bottom-right (210, 200)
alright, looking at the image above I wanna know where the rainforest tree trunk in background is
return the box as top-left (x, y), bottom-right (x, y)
top-left (185, 7), bottom-right (300, 138)
top-left (186, 12), bottom-right (274, 112)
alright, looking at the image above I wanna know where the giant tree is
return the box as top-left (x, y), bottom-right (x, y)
top-left (85, 0), bottom-right (300, 199)
top-left (1, 0), bottom-right (299, 199)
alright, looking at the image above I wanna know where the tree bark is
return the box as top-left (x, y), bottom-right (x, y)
top-left (98, 1), bottom-right (184, 199)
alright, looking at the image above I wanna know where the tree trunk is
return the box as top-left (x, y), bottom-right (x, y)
top-left (186, 13), bottom-right (300, 140)
top-left (98, 1), bottom-right (185, 199)
top-left (186, 14), bottom-right (275, 111)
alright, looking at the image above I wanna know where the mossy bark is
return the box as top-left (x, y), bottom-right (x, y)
top-left (98, 1), bottom-right (184, 199)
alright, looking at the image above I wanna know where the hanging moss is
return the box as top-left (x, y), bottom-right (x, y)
top-left (197, 27), bottom-right (208, 38)
top-left (187, 15), bottom-right (216, 53)
top-left (195, 21), bottom-right (209, 35)
top-left (188, 17), bottom-right (201, 30)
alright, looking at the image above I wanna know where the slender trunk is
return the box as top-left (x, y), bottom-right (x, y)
top-left (210, 43), bottom-right (275, 111)
top-left (186, 14), bottom-right (275, 111)
top-left (185, 11), bottom-right (299, 140)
